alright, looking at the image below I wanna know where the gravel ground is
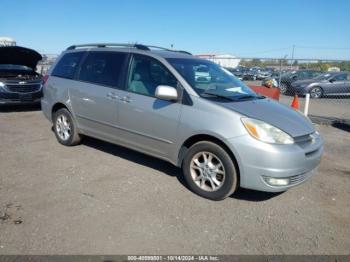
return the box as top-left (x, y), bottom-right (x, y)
top-left (0, 106), bottom-right (349, 255)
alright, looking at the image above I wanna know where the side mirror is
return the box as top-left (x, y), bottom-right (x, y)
top-left (155, 85), bottom-right (178, 101)
top-left (329, 78), bottom-right (336, 83)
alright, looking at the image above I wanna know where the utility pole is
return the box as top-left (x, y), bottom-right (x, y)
top-left (290, 45), bottom-right (295, 70)
top-left (279, 54), bottom-right (288, 87)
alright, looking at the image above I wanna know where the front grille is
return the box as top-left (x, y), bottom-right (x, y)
top-left (5, 84), bottom-right (41, 93)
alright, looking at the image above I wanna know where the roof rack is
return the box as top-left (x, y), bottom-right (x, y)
top-left (66, 43), bottom-right (150, 51)
top-left (147, 45), bottom-right (192, 55)
top-left (66, 43), bottom-right (192, 55)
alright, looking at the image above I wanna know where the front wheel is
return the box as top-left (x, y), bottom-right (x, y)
top-left (182, 141), bottom-right (238, 200)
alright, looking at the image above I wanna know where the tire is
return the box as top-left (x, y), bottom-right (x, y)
top-left (309, 86), bottom-right (323, 99)
top-left (53, 108), bottom-right (81, 146)
top-left (279, 83), bottom-right (288, 94)
top-left (182, 141), bottom-right (238, 201)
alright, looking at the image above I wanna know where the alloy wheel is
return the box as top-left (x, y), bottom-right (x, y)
top-left (55, 114), bottom-right (71, 141)
top-left (280, 83), bottom-right (287, 94)
top-left (310, 87), bottom-right (322, 98)
top-left (190, 151), bottom-right (226, 192)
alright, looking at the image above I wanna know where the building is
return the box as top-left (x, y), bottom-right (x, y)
top-left (0, 36), bottom-right (16, 46)
top-left (196, 54), bottom-right (240, 68)
top-left (37, 54), bottom-right (59, 75)
top-left (328, 67), bottom-right (340, 72)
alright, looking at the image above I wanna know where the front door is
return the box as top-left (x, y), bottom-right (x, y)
top-left (326, 73), bottom-right (347, 95)
top-left (117, 54), bottom-right (182, 159)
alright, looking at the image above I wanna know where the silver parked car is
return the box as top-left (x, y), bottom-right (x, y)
top-left (41, 43), bottom-right (323, 200)
top-left (291, 72), bottom-right (350, 98)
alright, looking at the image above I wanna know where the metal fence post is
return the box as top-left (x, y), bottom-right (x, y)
top-left (304, 93), bottom-right (310, 116)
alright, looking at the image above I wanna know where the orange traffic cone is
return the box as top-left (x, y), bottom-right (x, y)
top-left (291, 94), bottom-right (299, 110)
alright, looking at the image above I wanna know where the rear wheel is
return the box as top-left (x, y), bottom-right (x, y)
top-left (182, 141), bottom-right (238, 200)
top-left (53, 108), bottom-right (81, 146)
top-left (309, 86), bottom-right (323, 98)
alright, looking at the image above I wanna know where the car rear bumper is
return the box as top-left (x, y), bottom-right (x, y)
top-left (226, 133), bottom-right (323, 192)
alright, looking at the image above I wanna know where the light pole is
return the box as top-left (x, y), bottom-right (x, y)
top-left (290, 45), bottom-right (295, 70)
top-left (279, 54), bottom-right (288, 87)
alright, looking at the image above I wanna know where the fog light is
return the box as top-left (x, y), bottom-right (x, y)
top-left (264, 177), bottom-right (290, 186)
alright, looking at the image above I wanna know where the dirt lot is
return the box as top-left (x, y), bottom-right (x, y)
top-left (0, 106), bottom-right (349, 255)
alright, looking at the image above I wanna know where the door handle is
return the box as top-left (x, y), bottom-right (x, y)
top-left (120, 96), bottom-right (132, 103)
top-left (107, 92), bottom-right (119, 99)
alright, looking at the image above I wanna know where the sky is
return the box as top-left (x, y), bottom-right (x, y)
top-left (1, 0), bottom-right (350, 60)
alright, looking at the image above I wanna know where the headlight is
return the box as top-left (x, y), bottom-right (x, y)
top-left (241, 117), bottom-right (294, 144)
top-left (0, 82), bottom-right (6, 92)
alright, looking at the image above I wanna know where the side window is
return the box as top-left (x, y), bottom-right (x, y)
top-left (298, 71), bottom-right (307, 78)
top-left (333, 74), bottom-right (347, 81)
top-left (312, 72), bottom-right (320, 78)
top-left (78, 52), bottom-right (127, 87)
top-left (127, 54), bottom-right (178, 96)
top-left (52, 52), bottom-right (84, 79)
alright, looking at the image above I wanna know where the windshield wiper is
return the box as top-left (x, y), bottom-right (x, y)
top-left (233, 94), bottom-right (265, 100)
top-left (201, 91), bottom-right (234, 101)
top-left (202, 91), bottom-right (265, 102)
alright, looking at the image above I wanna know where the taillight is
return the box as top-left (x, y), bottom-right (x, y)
top-left (42, 75), bottom-right (49, 85)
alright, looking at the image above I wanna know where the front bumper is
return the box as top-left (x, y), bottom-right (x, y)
top-left (226, 132), bottom-right (323, 192)
top-left (0, 90), bottom-right (42, 105)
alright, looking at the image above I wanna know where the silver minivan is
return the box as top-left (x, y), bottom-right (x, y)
top-left (41, 43), bottom-right (323, 200)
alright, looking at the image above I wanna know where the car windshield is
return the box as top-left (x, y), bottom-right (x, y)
top-left (167, 58), bottom-right (259, 100)
top-left (313, 73), bottom-right (333, 80)
top-left (0, 64), bottom-right (32, 71)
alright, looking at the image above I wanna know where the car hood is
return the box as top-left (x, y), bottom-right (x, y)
top-left (0, 46), bottom-right (42, 70)
top-left (216, 98), bottom-right (314, 137)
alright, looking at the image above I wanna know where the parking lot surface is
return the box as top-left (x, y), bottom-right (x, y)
top-left (0, 106), bottom-right (349, 255)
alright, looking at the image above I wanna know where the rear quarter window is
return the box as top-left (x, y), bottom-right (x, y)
top-left (52, 52), bottom-right (84, 79)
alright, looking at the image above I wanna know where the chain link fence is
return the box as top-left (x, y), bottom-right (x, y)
top-left (215, 57), bottom-right (350, 122)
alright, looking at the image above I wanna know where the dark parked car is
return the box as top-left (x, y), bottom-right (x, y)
top-left (225, 66), bottom-right (248, 80)
top-left (262, 71), bottom-right (288, 87)
top-left (291, 72), bottom-right (350, 98)
top-left (279, 69), bottom-right (321, 94)
top-left (0, 46), bottom-right (43, 105)
top-left (243, 68), bottom-right (271, 81)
